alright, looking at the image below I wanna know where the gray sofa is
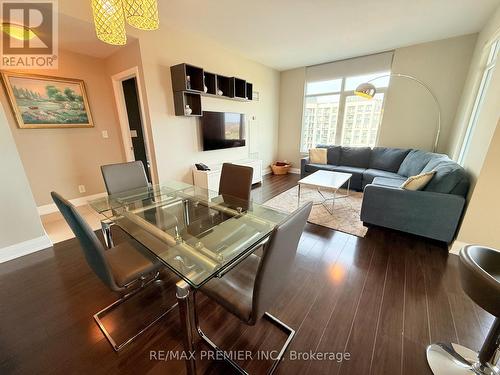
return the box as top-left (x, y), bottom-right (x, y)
top-left (300, 145), bottom-right (469, 243)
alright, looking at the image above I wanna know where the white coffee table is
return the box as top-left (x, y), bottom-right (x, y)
top-left (298, 170), bottom-right (352, 214)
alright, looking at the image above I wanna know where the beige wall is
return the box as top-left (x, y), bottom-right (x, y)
top-left (0, 50), bottom-right (126, 206)
top-left (0, 104), bottom-right (46, 249)
top-left (456, 120), bottom-right (500, 248)
top-left (136, 26), bottom-right (281, 183)
top-left (378, 34), bottom-right (477, 152)
top-left (448, 7), bottom-right (500, 182)
top-left (104, 40), bottom-right (159, 183)
top-left (277, 35), bottom-right (477, 166)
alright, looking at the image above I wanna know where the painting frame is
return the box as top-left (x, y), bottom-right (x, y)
top-left (1, 71), bottom-right (94, 129)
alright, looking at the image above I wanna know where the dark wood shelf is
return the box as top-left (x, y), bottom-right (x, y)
top-left (171, 63), bottom-right (253, 116)
top-left (246, 82), bottom-right (253, 100)
top-left (230, 77), bottom-right (246, 99)
top-left (173, 91), bottom-right (202, 116)
top-left (204, 72), bottom-right (216, 95)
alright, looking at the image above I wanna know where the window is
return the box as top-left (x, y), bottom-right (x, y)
top-left (457, 40), bottom-right (499, 165)
top-left (301, 71), bottom-right (390, 152)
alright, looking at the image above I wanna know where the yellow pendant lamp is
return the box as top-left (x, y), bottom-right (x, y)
top-left (123, 0), bottom-right (159, 30)
top-left (91, 0), bottom-right (127, 45)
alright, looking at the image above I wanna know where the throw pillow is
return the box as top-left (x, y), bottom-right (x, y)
top-left (309, 148), bottom-right (327, 164)
top-left (401, 171), bottom-right (436, 191)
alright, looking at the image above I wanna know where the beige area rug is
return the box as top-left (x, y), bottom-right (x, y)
top-left (263, 185), bottom-right (367, 238)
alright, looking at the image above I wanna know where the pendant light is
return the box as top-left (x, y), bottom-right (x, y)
top-left (91, 0), bottom-right (127, 45)
top-left (123, 0), bottom-right (159, 30)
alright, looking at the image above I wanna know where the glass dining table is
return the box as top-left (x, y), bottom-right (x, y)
top-left (89, 181), bottom-right (289, 374)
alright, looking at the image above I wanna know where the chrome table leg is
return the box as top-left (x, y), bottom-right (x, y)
top-left (297, 184), bottom-right (301, 207)
top-left (101, 219), bottom-right (114, 249)
top-left (176, 280), bottom-right (197, 375)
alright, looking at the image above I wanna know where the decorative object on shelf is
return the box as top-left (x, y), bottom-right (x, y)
top-left (185, 104), bottom-right (192, 115)
top-left (271, 161), bottom-right (292, 175)
top-left (204, 85), bottom-right (208, 93)
top-left (186, 75), bottom-right (191, 90)
top-left (123, 0), bottom-right (159, 30)
top-left (91, 0), bottom-right (159, 46)
top-left (217, 89), bottom-right (223, 96)
top-left (355, 73), bottom-right (441, 152)
top-left (1, 71), bottom-right (94, 129)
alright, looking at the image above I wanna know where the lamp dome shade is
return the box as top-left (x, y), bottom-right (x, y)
top-left (354, 82), bottom-right (377, 99)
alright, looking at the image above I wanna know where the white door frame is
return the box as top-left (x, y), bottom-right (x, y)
top-left (111, 67), bottom-right (156, 182)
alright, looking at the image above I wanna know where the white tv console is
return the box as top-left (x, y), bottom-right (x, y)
top-left (192, 159), bottom-right (263, 192)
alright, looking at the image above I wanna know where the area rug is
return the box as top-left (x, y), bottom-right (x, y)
top-left (263, 185), bottom-right (367, 237)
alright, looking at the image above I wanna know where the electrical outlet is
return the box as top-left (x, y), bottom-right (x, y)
top-left (101, 130), bottom-right (109, 139)
top-left (78, 185), bottom-right (86, 193)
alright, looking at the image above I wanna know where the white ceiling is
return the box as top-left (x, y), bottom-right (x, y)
top-left (59, 0), bottom-right (500, 70)
top-left (156, 0), bottom-right (500, 70)
top-left (59, 14), bottom-right (136, 58)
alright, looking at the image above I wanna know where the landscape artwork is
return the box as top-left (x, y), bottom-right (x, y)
top-left (1, 72), bottom-right (94, 128)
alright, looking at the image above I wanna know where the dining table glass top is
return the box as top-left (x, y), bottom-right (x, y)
top-left (89, 182), bottom-right (288, 288)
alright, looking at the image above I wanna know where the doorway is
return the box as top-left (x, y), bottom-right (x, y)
top-left (112, 67), bottom-right (155, 183)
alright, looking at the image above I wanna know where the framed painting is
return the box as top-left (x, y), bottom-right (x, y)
top-left (1, 71), bottom-right (94, 129)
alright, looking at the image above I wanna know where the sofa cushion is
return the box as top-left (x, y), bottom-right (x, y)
top-left (369, 147), bottom-right (411, 173)
top-left (317, 144), bottom-right (341, 165)
top-left (339, 147), bottom-right (371, 168)
top-left (401, 171), bottom-right (436, 191)
top-left (398, 150), bottom-right (446, 177)
top-left (304, 163), bottom-right (337, 174)
top-left (309, 148), bottom-right (327, 164)
top-left (371, 176), bottom-right (406, 188)
top-left (362, 168), bottom-right (403, 187)
top-left (332, 165), bottom-right (366, 190)
top-left (422, 160), bottom-right (469, 194)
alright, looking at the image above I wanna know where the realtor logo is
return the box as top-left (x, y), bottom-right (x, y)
top-left (1, 0), bottom-right (58, 69)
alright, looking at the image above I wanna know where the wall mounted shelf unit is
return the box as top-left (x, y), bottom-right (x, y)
top-left (170, 63), bottom-right (253, 116)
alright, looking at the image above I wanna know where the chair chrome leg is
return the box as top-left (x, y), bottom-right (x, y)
top-left (193, 299), bottom-right (295, 375)
top-left (94, 275), bottom-right (178, 352)
top-left (426, 342), bottom-right (500, 375)
top-left (101, 219), bottom-right (114, 249)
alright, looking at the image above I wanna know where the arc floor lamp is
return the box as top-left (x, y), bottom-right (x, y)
top-left (354, 73), bottom-right (441, 152)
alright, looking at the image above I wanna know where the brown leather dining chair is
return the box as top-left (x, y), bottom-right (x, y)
top-left (219, 163), bottom-right (253, 202)
top-left (51, 191), bottom-right (177, 351)
top-left (194, 201), bottom-right (313, 374)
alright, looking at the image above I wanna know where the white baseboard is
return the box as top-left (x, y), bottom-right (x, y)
top-left (263, 167), bottom-right (272, 175)
top-left (289, 168), bottom-right (300, 174)
top-left (38, 192), bottom-right (107, 216)
top-left (449, 240), bottom-right (468, 255)
top-left (0, 234), bottom-right (53, 263)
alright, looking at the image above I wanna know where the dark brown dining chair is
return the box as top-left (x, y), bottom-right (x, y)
top-left (51, 191), bottom-right (177, 351)
top-left (195, 201), bottom-right (312, 374)
top-left (219, 163), bottom-right (253, 202)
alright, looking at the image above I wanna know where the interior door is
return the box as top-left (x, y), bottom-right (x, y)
top-left (121, 77), bottom-right (151, 182)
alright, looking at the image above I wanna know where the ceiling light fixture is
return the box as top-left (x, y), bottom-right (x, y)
top-left (0, 22), bottom-right (37, 41)
top-left (123, 0), bottom-right (159, 30)
top-left (91, 0), bottom-right (159, 46)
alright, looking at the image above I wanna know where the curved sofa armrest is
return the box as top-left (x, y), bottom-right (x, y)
top-left (361, 184), bottom-right (466, 243)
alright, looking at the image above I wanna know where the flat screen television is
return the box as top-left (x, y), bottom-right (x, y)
top-left (200, 111), bottom-right (245, 151)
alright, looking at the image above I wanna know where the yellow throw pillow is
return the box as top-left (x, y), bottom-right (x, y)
top-left (401, 171), bottom-right (436, 191)
top-left (309, 148), bottom-right (327, 164)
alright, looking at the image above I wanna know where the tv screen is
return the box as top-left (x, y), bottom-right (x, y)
top-left (201, 111), bottom-right (246, 151)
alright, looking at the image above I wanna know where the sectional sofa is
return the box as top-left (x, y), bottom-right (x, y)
top-left (300, 145), bottom-right (469, 243)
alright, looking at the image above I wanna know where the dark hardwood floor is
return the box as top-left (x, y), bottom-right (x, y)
top-left (0, 174), bottom-right (493, 374)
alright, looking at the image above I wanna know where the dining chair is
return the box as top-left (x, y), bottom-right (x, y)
top-left (195, 201), bottom-right (312, 374)
top-left (219, 163), bottom-right (253, 202)
top-left (100, 161), bottom-right (150, 248)
top-left (51, 191), bottom-right (177, 352)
